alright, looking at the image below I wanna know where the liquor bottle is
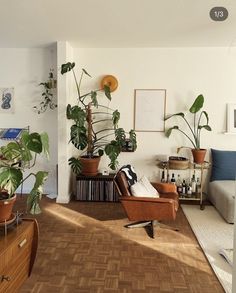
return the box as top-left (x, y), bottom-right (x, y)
top-left (191, 172), bottom-right (197, 194)
top-left (196, 177), bottom-right (201, 196)
top-left (176, 174), bottom-right (182, 194)
top-left (182, 180), bottom-right (187, 194)
top-left (171, 173), bottom-right (176, 184)
top-left (161, 170), bottom-right (165, 183)
top-left (166, 172), bottom-right (170, 183)
top-left (187, 184), bottom-right (192, 197)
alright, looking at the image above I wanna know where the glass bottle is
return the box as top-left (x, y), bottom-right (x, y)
top-left (171, 173), bottom-right (176, 184)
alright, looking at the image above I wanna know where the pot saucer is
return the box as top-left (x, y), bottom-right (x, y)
top-left (0, 213), bottom-right (16, 227)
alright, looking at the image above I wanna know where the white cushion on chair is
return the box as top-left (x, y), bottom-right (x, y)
top-left (130, 176), bottom-right (159, 198)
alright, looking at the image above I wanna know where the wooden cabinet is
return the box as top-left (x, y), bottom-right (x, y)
top-left (76, 174), bottom-right (119, 202)
top-left (0, 219), bottom-right (38, 293)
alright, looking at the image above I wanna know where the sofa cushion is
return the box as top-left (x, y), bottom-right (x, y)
top-left (210, 149), bottom-right (236, 181)
top-left (131, 176), bottom-right (159, 198)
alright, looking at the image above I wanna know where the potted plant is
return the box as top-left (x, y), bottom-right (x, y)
top-left (164, 94), bottom-right (212, 163)
top-left (61, 62), bottom-right (137, 175)
top-left (0, 130), bottom-right (49, 222)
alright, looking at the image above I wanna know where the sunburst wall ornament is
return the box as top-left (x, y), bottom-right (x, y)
top-left (100, 75), bottom-right (118, 92)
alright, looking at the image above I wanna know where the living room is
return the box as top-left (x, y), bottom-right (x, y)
top-left (0, 1), bottom-right (235, 292)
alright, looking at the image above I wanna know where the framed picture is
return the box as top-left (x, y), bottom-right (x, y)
top-left (227, 103), bottom-right (236, 133)
top-left (134, 89), bottom-right (166, 132)
top-left (0, 87), bottom-right (14, 113)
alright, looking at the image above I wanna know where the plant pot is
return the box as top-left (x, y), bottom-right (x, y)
top-left (191, 149), bottom-right (207, 164)
top-left (80, 156), bottom-right (101, 176)
top-left (0, 193), bottom-right (16, 222)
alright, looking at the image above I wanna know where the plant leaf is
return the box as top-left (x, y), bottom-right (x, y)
top-left (91, 91), bottom-right (98, 107)
top-left (68, 157), bottom-right (82, 174)
top-left (66, 104), bottom-right (86, 126)
top-left (105, 140), bottom-right (121, 170)
top-left (0, 167), bottom-right (23, 196)
top-left (164, 113), bottom-right (185, 121)
top-left (198, 125), bottom-right (212, 131)
top-left (82, 68), bottom-right (91, 77)
top-left (40, 132), bottom-right (50, 159)
top-left (189, 94), bottom-right (204, 113)
top-left (25, 133), bottom-right (43, 154)
top-left (70, 125), bottom-right (87, 150)
top-left (27, 171), bottom-right (48, 214)
top-left (129, 130), bottom-right (137, 150)
top-left (61, 62), bottom-right (75, 74)
top-left (165, 126), bottom-right (179, 137)
top-left (98, 149), bottom-right (104, 157)
top-left (115, 128), bottom-right (126, 147)
top-left (104, 85), bottom-right (111, 100)
top-left (112, 110), bottom-right (120, 127)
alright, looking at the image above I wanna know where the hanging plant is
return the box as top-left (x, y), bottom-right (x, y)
top-left (34, 69), bottom-right (57, 114)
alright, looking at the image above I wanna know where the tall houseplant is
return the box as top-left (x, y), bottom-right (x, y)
top-left (164, 94), bottom-right (212, 163)
top-left (0, 131), bottom-right (49, 221)
top-left (61, 62), bottom-right (137, 175)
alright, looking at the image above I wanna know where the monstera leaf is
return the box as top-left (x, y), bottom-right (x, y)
top-left (0, 167), bottom-right (23, 196)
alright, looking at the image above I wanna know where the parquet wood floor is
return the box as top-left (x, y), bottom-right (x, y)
top-left (13, 196), bottom-right (224, 293)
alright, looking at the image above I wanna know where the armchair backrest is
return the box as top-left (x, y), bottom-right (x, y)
top-left (114, 171), bottom-right (132, 197)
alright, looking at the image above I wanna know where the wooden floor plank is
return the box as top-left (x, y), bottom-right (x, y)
top-left (12, 196), bottom-right (224, 293)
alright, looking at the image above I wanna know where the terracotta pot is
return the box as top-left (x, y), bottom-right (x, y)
top-left (191, 149), bottom-right (207, 164)
top-left (0, 194), bottom-right (16, 222)
top-left (80, 156), bottom-right (101, 176)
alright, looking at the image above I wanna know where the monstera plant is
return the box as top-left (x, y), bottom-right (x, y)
top-left (0, 131), bottom-right (49, 222)
top-left (61, 62), bottom-right (137, 176)
top-left (164, 94), bottom-right (212, 163)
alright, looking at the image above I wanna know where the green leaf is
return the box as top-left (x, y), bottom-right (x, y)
top-left (27, 171), bottom-right (48, 214)
top-left (91, 91), bottom-right (98, 107)
top-left (0, 167), bottom-right (23, 196)
top-left (104, 85), bottom-right (111, 100)
top-left (164, 113), bottom-right (185, 121)
top-left (68, 157), bottom-right (82, 174)
top-left (198, 125), bottom-right (212, 131)
top-left (66, 104), bottom-right (86, 126)
top-left (189, 94), bottom-right (204, 113)
top-left (105, 140), bottom-right (121, 170)
top-left (129, 130), bottom-right (137, 150)
top-left (98, 149), bottom-right (104, 157)
top-left (112, 110), bottom-right (120, 127)
top-left (115, 128), bottom-right (126, 147)
top-left (26, 133), bottom-right (43, 154)
top-left (82, 68), bottom-right (91, 77)
top-left (61, 62), bottom-right (75, 74)
top-left (201, 111), bottom-right (209, 125)
top-left (40, 132), bottom-right (50, 159)
top-left (165, 126), bottom-right (179, 137)
top-left (70, 125), bottom-right (87, 150)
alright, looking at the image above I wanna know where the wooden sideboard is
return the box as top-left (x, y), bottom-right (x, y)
top-left (0, 218), bottom-right (38, 293)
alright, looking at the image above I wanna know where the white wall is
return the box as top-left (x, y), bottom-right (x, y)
top-left (0, 48), bottom-right (58, 194)
top-left (68, 47), bottom-right (236, 181)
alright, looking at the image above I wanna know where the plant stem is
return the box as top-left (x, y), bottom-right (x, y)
top-left (177, 128), bottom-right (197, 148)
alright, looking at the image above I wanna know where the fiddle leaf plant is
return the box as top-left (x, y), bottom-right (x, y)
top-left (164, 94), bottom-right (212, 149)
top-left (0, 131), bottom-right (49, 214)
top-left (61, 62), bottom-right (137, 174)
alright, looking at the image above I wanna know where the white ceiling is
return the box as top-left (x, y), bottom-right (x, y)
top-left (0, 0), bottom-right (236, 48)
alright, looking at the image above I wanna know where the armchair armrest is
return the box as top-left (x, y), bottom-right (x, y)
top-left (120, 196), bottom-right (176, 205)
top-left (151, 182), bottom-right (177, 194)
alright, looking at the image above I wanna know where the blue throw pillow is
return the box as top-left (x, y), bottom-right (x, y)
top-left (210, 149), bottom-right (236, 181)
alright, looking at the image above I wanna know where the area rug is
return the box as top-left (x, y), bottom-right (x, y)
top-left (182, 205), bottom-right (233, 293)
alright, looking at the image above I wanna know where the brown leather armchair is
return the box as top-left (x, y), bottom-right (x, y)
top-left (114, 171), bottom-right (179, 238)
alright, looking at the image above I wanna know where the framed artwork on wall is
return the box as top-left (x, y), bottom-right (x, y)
top-left (134, 89), bottom-right (166, 132)
top-left (227, 103), bottom-right (236, 133)
top-left (0, 87), bottom-right (14, 113)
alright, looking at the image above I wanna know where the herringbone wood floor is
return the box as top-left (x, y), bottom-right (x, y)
top-left (13, 197), bottom-right (224, 293)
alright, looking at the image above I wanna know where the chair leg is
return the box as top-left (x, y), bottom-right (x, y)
top-left (124, 221), bottom-right (151, 228)
top-left (124, 220), bottom-right (179, 239)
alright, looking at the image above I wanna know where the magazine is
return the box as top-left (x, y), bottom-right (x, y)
top-left (219, 248), bottom-right (233, 266)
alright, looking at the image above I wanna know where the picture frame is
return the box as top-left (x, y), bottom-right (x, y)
top-left (227, 103), bottom-right (236, 133)
top-left (0, 87), bottom-right (14, 113)
top-left (134, 89), bottom-right (166, 132)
